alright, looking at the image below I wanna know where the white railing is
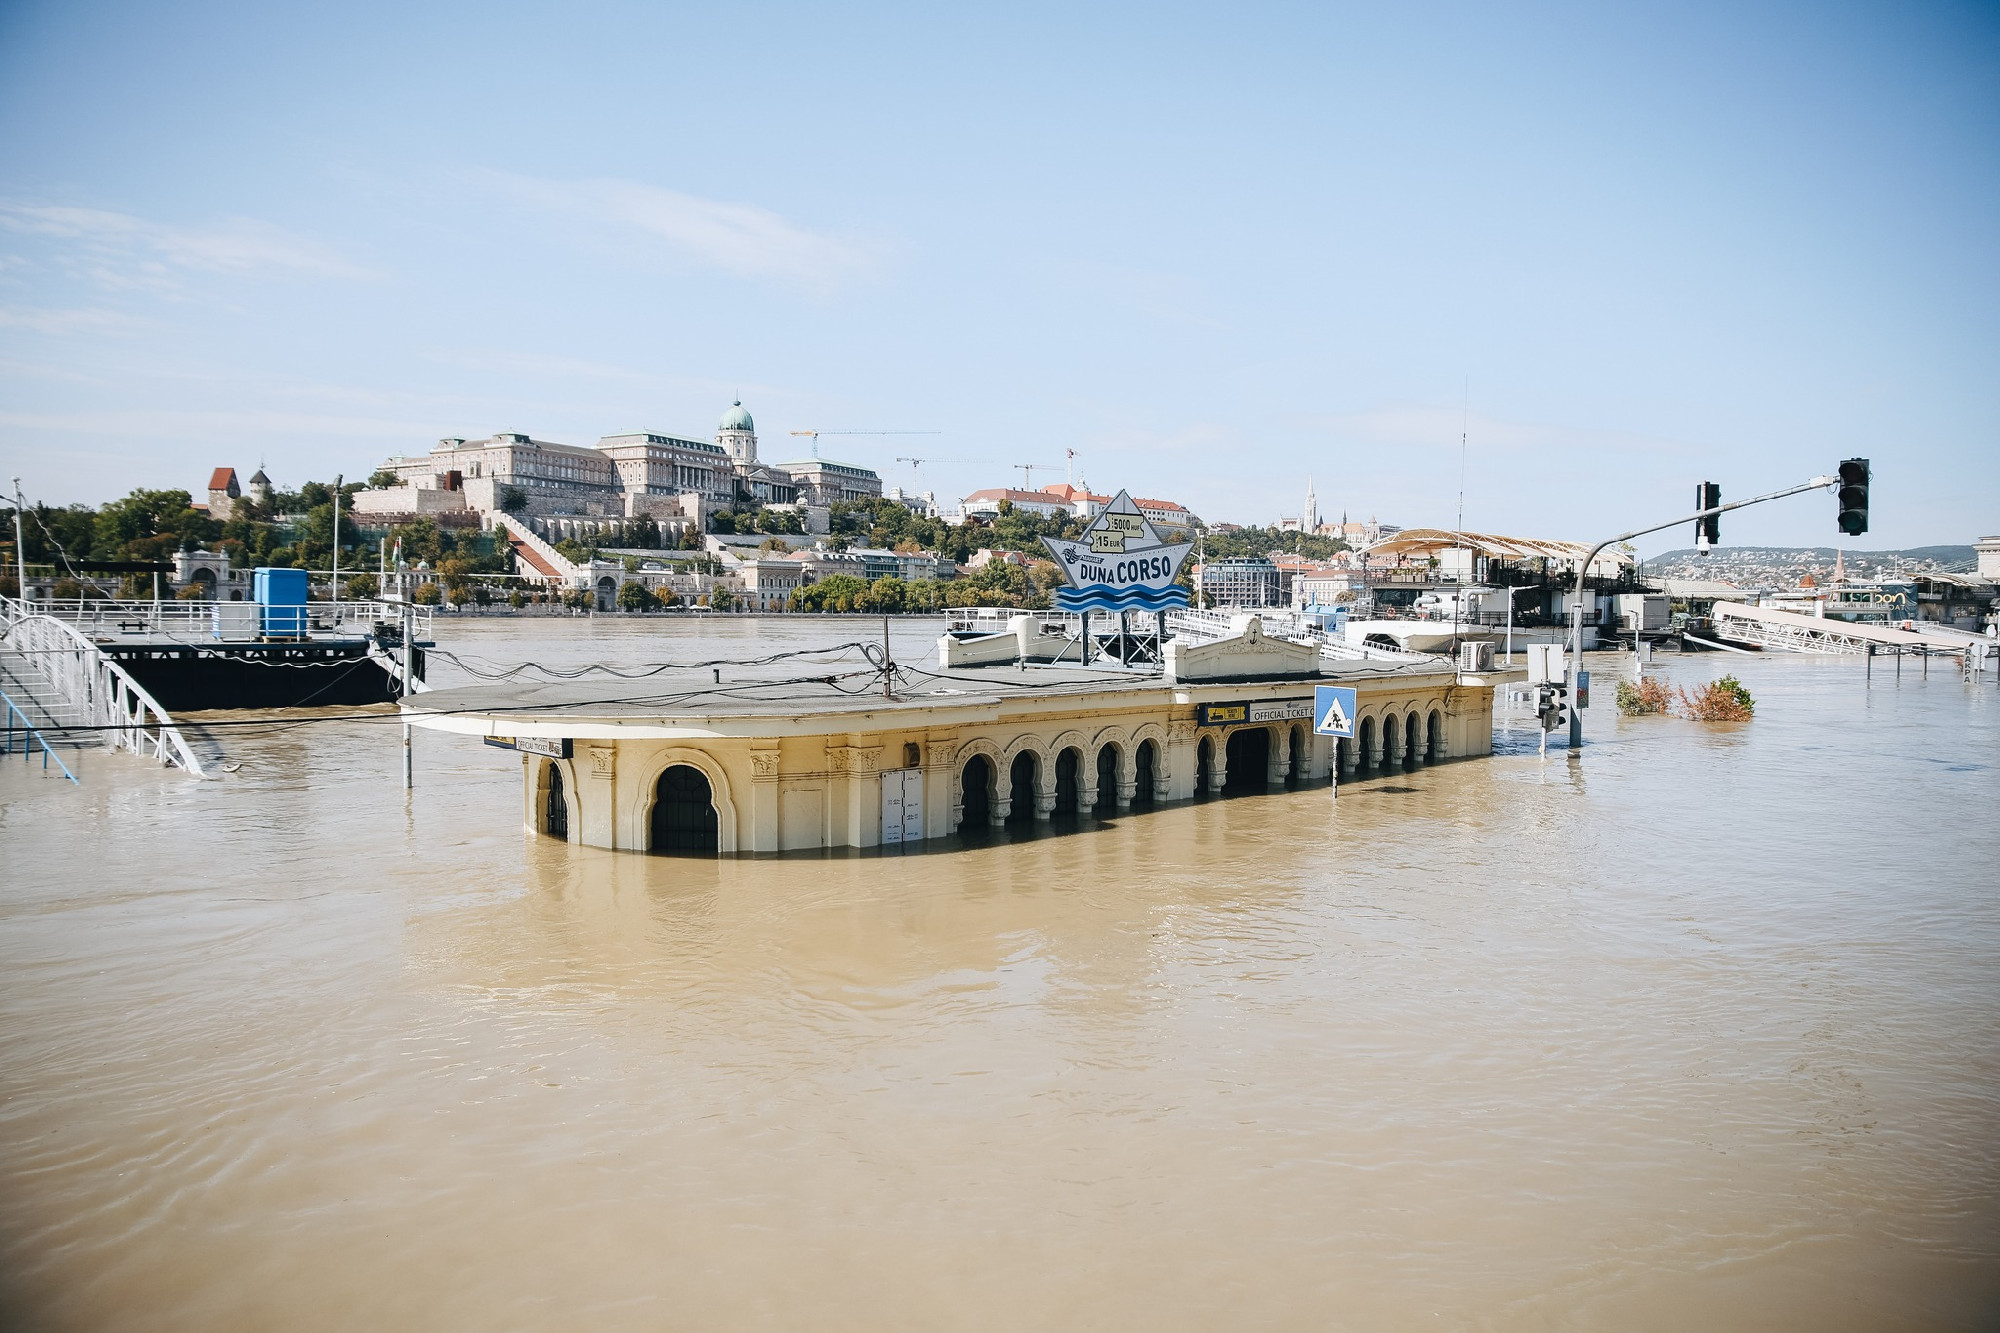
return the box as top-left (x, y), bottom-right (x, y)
top-left (12, 597), bottom-right (430, 641)
top-left (1166, 607), bottom-right (1442, 666)
top-left (0, 596), bottom-right (207, 777)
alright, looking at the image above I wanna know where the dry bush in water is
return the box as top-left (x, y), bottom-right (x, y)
top-left (1615, 677), bottom-right (1673, 715)
top-left (1676, 674), bottom-right (1756, 722)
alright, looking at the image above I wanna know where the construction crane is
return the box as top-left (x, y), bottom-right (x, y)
top-left (788, 429), bottom-right (939, 459)
top-left (1014, 463), bottom-right (1060, 489)
top-left (894, 456), bottom-right (933, 489)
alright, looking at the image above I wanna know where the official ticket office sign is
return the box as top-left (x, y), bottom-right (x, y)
top-left (1042, 490), bottom-right (1192, 615)
top-left (1197, 698), bottom-right (1314, 727)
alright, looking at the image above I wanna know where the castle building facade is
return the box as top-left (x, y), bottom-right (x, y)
top-left (373, 400), bottom-right (877, 520)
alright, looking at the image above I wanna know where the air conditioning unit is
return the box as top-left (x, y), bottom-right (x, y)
top-left (1459, 641), bottom-right (1494, 672)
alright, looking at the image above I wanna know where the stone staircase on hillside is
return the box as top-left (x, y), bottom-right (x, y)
top-left (497, 520), bottom-right (583, 587)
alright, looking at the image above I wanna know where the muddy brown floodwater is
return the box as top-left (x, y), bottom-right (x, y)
top-left (2, 616), bottom-right (1996, 1331)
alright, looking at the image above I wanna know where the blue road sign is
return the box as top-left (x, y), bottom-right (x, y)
top-left (1313, 684), bottom-right (1358, 737)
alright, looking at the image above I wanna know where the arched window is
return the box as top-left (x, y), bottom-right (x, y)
top-left (960, 754), bottom-right (993, 832)
top-left (1288, 723), bottom-right (1308, 787)
top-left (1094, 744), bottom-right (1117, 817)
top-left (1007, 752), bottom-right (1038, 825)
top-left (1196, 736), bottom-right (1214, 796)
top-left (1358, 716), bottom-right (1376, 770)
top-left (1427, 711), bottom-right (1444, 762)
top-left (1053, 748), bottom-right (1082, 821)
top-left (544, 761), bottom-right (568, 840)
top-left (1382, 714), bottom-right (1402, 769)
top-left (1224, 727), bottom-right (1271, 794)
top-left (1133, 740), bottom-right (1158, 807)
top-left (651, 764), bottom-right (717, 854)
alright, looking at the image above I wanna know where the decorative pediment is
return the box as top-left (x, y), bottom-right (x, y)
top-left (1164, 615), bottom-right (1320, 683)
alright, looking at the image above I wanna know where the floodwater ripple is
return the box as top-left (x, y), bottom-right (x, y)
top-left (1, 616), bottom-right (1996, 1331)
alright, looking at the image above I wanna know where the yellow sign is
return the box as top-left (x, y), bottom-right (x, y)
top-left (1089, 530), bottom-right (1129, 553)
top-left (1101, 513), bottom-right (1145, 536)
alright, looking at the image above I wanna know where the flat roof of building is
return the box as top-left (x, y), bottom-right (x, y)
top-left (402, 657), bottom-right (1435, 740)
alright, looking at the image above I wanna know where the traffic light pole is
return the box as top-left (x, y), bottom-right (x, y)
top-left (1567, 473), bottom-right (1839, 749)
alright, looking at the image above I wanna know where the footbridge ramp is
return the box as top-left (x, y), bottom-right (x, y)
top-left (0, 596), bottom-right (207, 777)
top-left (1712, 601), bottom-right (1993, 662)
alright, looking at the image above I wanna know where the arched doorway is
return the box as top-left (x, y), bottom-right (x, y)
top-left (1053, 748), bottom-right (1082, 820)
top-left (1094, 745), bottom-right (1118, 817)
top-left (651, 764), bottom-right (717, 854)
top-left (1195, 736), bottom-right (1214, 797)
top-left (960, 754), bottom-right (993, 831)
top-left (1382, 714), bottom-right (1401, 769)
top-left (1288, 723), bottom-right (1308, 788)
top-left (1427, 711), bottom-right (1444, 762)
top-left (1224, 727), bottom-right (1271, 794)
top-left (1133, 740), bottom-right (1157, 807)
top-left (1334, 736), bottom-right (1350, 781)
top-left (1357, 716), bottom-right (1376, 770)
top-left (595, 576), bottom-right (617, 611)
top-left (543, 761), bottom-right (568, 840)
top-left (1007, 751), bottom-right (1038, 825)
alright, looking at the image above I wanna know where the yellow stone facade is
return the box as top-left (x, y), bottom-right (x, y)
top-left (473, 670), bottom-right (1492, 855)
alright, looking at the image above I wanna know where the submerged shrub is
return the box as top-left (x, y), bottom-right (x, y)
top-left (1615, 676), bottom-right (1673, 715)
top-left (1677, 673), bottom-right (1755, 722)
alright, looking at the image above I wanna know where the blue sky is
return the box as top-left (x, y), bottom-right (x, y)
top-left (1, 0), bottom-right (1994, 553)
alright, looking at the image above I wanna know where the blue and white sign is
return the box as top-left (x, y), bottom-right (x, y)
top-left (1043, 490), bottom-right (1192, 615)
top-left (1313, 684), bottom-right (1358, 737)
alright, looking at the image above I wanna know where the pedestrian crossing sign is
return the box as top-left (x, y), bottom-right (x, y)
top-left (1313, 685), bottom-right (1358, 737)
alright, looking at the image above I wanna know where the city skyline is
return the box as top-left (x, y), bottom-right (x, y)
top-left (2, 1), bottom-right (1996, 553)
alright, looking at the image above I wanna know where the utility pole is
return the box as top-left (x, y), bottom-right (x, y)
top-left (331, 474), bottom-right (343, 605)
top-left (401, 598), bottom-right (415, 789)
top-left (11, 478), bottom-right (27, 606)
top-left (1566, 473), bottom-right (1840, 750)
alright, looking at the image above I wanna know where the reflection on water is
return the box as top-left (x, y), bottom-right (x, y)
top-left (2, 618), bottom-right (1997, 1331)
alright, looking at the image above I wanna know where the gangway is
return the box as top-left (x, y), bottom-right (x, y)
top-left (0, 595), bottom-right (207, 777)
top-left (1713, 600), bottom-right (1991, 660)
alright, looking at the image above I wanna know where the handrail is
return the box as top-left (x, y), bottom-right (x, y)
top-left (15, 596), bottom-right (431, 640)
top-left (0, 596), bottom-right (207, 777)
top-left (0, 688), bottom-right (80, 783)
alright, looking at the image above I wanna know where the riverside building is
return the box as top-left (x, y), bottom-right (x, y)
top-left (405, 615), bottom-right (1493, 856)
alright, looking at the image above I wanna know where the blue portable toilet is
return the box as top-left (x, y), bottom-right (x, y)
top-left (254, 566), bottom-right (310, 638)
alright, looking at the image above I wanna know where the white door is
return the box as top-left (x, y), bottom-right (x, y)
top-left (881, 770), bottom-right (924, 845)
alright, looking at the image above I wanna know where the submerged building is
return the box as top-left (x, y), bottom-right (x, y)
top-left (405, 616), bottom-right (1492, 855)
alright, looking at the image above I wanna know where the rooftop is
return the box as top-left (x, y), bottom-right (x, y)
top-left (1365, 528), bottom-right (1634, 566)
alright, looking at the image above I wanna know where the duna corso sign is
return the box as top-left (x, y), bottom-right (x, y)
top-left (1041, 490), bottom-right (1193, 614)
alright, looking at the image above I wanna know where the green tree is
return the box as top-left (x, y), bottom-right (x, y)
top-left (367, 468), bottom-right (400, 489)
top-left (412, 581), bottom-right (442, 606)
top-left (709, 584), bottom-right (737, 612)
top-left (617, 579), bottom-right (656, 612)
top-left (497, 485), bottom-right (528, 512)
top-left (343, 571), bottom-right (380, 600)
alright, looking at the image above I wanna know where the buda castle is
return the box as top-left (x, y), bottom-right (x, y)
top-left (360, 400), bottom-right (881, 526)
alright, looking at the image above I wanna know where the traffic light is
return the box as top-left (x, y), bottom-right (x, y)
top-left (1836, 458), bottom-right (1870, 536)
top-left (1537, 683), bottom-right (1569, 733)
top-left (1694, 481), bottom-right (1721, 549)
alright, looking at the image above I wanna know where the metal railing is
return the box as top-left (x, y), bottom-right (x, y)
top-left (10, 597), bottom-right (431, 641)
top-left (0, 596), bottom-right (206, 777)
top-left (1166, 607), bottom-right (1443, 665)
top-left (1, 688), bottom-right (79, 783)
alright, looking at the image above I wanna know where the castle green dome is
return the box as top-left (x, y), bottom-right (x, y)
top-left (719, 400), bottom-right (754, 433)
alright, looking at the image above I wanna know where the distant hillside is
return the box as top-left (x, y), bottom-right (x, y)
top-left (1644, 544), bottom-right (1974, 571)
